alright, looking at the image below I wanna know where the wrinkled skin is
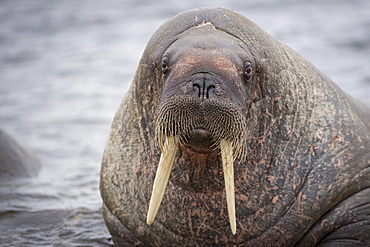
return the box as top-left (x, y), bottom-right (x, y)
top-left (100, 7), bottom-right (370, 246)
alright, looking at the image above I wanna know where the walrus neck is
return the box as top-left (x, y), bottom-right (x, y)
top-left (170, 144), bottom-right (224, 193)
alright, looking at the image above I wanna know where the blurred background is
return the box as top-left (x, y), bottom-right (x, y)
top-left (0, 0), bottom-right (369, 245)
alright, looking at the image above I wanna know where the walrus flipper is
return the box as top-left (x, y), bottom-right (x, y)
top-left (298, 188), bottom-right (370, 246)
top-left (102, 203), bottom-right (144, 247)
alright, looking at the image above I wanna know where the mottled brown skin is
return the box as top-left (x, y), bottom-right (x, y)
top-left (100, 7), bottom-right (370, 246)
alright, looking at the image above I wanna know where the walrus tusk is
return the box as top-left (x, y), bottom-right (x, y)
top-left (220, 139), bottom-right (237, 235)
top-left (147, 136), bottom-right (237, 234)
top-left (147, 135), bottom-right (179, 224)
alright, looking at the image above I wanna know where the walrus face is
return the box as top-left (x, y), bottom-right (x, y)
top-left (147, 23), bottom-right (256, 234)
top-left (156, 24), bottom-right (255, 155)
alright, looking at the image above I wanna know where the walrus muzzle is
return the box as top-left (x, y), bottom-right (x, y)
top-left (147, 95), bottom-right (247, 234)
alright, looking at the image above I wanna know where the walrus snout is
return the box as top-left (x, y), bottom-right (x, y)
top-left (192, 74), bottom-right (215, 100)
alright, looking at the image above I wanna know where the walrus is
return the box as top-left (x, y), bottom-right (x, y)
top-left (100, 7), bottom-right (370, 246)
top-left (0, 128), bottom-right (41, 180)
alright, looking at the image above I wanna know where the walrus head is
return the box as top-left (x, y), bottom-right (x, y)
top-left (147, 21), bottom-right (258, 234)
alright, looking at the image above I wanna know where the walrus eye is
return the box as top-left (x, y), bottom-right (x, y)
top-left (244, 62), bottom-right (253, 81)
top-left (161, 56), bottom-right (169, 75)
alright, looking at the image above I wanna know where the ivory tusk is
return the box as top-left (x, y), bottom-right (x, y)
top-left (147, 135), bottom-right (179, 224)
top-left (220, 139), bottom-right (237, 235)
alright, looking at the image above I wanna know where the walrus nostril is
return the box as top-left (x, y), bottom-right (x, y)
top-left (193, 84), bottom-right (201, 98)
top-left (207, 85), bottom-right (215, 98)
top-left (192, 77), bottom-right (215, 100)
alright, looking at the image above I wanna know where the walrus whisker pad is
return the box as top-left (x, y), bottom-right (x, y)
top-left (155, 95), bottom-right (247, 158)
